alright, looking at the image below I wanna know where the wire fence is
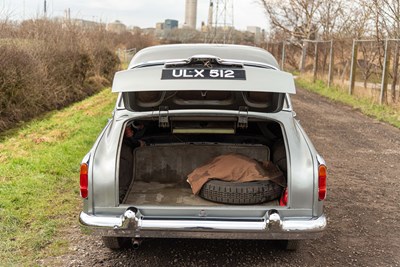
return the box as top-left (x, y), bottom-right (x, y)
top-left (263, 39), bottom-right (400, 106)
top-left (115, 43), bottom-right (399, 107)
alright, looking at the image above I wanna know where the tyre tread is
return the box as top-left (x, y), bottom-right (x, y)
top-left (199, 179), bottom-right (283, 204)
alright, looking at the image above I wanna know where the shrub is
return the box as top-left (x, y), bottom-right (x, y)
top-left (0, 20), bottom-right (121, 131)
top-left (0, 45), bottom-right (45, 127)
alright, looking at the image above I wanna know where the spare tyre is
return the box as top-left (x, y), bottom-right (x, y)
top-left (199, 179), bottom-right (283, 205)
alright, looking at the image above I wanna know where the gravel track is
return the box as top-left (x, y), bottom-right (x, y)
top-left (42, 88), bottom-right (400, 267)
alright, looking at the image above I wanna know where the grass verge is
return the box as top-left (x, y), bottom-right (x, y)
top-left (0, 89), bottom-right (117, 266)
top-left (296, 77), bottom-right (400, 129)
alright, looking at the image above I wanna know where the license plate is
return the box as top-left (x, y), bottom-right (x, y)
top-left (161, 69), bottom-right (246, 80)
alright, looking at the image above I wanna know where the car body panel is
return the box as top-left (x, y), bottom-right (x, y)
top-left (128, 44), bottom-right (280, 69)
top-left (112, 66), bottom-right (296, 94)
top-left (87, 109), bottom-right (316, 213)
top-left (80, 44), bottom-right (326, 241)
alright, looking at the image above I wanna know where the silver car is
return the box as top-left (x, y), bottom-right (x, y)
top-left (79, 44), bottom-right (327, 251)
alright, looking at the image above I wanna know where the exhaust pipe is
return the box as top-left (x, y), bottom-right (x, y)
top-left (132, 238), bottom-right (142, 250)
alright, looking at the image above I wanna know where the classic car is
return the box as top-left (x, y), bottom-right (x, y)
top-left (79, 44), bottom-right (327, 251)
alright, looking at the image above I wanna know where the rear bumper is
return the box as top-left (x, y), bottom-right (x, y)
top-left (79, 208), bottom-right (326, 240)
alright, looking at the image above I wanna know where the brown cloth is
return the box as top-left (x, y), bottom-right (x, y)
top-left (187, 153), bottom-right (286, 195)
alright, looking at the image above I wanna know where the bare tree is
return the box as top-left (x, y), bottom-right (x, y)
top-left (259, 0), bottom-right (324, 43)
top-left (259, 0), bottom-right (375, 40)
top-left (318, 1), bottom-right (350, 39)
top-left (318, 1), bottom-right (372, 84)
top-left (373, 0), bottom-right (400, 38)
top-left (358, 42), bottom-right (382, 88)
top-left (373, 0), bottom-right (400, 102)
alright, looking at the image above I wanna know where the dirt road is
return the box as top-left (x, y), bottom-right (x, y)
top-left (44, 88), bottom-right (400, 266)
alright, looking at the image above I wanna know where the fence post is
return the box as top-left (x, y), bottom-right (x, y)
top-left (391, 41), bottom-right (399, 103)
top-left (313, 42), bottom-right (319, 82)
top-left (380, 39), bottom-right (390, 105)
top-left (328, 40), bottom-right (334, 87)
top-left (300, 40), bottom-right (308, 73)
top-left (271, 43), bottom-right (276, 58)
top-left (281, 42), bottom-right (286, 70)
top-left (349, 39), bottom-right (358, 95)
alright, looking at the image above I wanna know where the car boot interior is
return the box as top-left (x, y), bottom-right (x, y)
top-left (118, 119), bottom-right (287, 205)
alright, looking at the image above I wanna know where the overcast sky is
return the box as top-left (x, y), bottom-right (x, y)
top-left (1, 0), bottom-right (269, 30)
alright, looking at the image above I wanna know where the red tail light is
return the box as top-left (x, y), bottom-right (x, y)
top-left (318, 164), bottom-right (327, 201)
top-left (80, 163), bottom-right (88, 199)
top-left (280, 187), bottom-right (288, 206)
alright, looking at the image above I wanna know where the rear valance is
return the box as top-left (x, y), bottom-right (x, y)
top-left (111, 66), bottom-right (296, 94)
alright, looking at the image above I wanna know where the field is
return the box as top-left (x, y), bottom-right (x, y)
top-left (0, 89), bottom-right (117, 266)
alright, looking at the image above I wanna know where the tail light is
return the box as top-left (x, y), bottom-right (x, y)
top-left (280, 187), bottom-right (288, 206)
top-left (80, 163), bottom-right (88, 199)
top-left (318, 164), bottom-right (327, 201)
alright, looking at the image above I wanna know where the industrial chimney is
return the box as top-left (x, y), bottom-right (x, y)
top-left (207, 0), bottom-right (214, 28)
top-left (184, 0), bottom-right (197, 29)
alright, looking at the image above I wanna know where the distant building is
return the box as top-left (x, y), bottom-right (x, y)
top-left (155, 22), bottom-right (165, 38)
top-left (69, 18), bottom-right (102, 29)
top-left (247, 26), bottom-right (261, 35)
top-left (156, 22), bottom-right (164, 31)
top-left (184, 0), bottom-right (197, 29)
top-left (164, 19), bottom-right (178, 30)
top-left (107, 20), bottom-right (127, 34)
top-left (131, 26), bottom-right (142, 32)
top-left (201, 21), bottom-right (208, 32)
top-left (142, 28), bottom-right (156, 36)
top-left (247, 26), bottom-right (262, 44)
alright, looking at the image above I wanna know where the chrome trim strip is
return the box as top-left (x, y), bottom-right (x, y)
top-left (79, 209), bottom-right (326, 239)
top-left (139, 219), bottom-right (267, 231)
top-left (80, 212), bottom-right (123, 228)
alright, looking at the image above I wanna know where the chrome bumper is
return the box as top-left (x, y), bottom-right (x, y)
top-left (79, 208), bottom-right (326, 240)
